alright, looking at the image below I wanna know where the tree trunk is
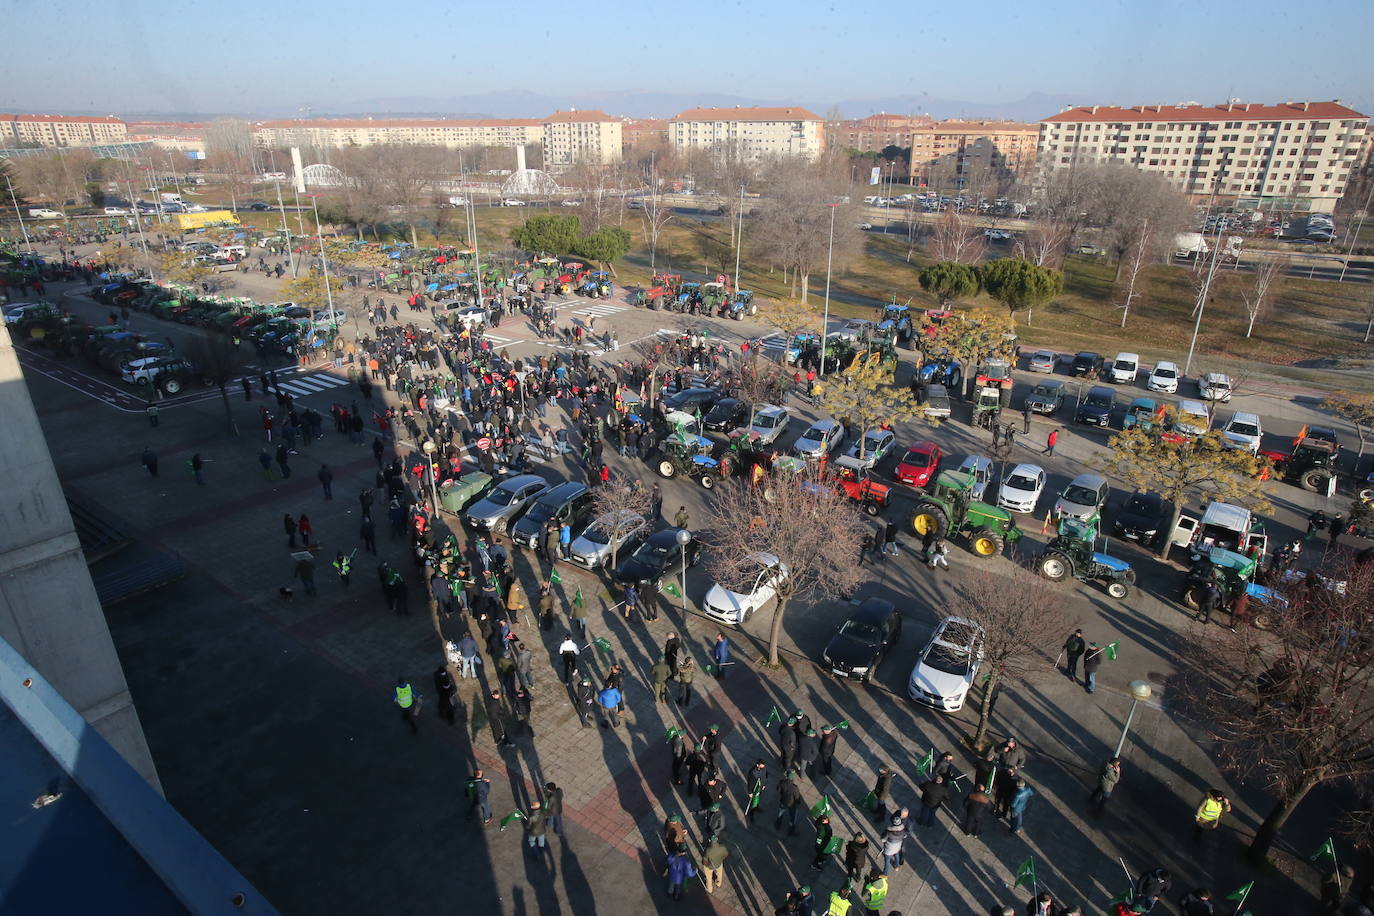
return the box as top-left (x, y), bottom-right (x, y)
top-left (973, 670), bottom-right (1000, 749)
top-left (1248, 777), bottom-right (1320, 862)
top-left (1246, 312), bottom-right (1257, 338)
top-left (1160, 502), bottom-right (1184, 559)
top-left (766, 595), bottom-right (791, 668)
top-left (800, 273), bottom-right (810, 304)
top-left (409, 221), bottom-right (419, 249)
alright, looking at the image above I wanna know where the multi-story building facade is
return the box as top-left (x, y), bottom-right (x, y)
top-left (126, 121), bottom-right (207, 155)
top-left (908, 120), bottom-right (1038, 189)
top-left (621, 118), bottom-right (670, 154)
top-left (1037, 100), bottom-right (1370, 213)
top-left (669, 107), bottom-right (824, 161)
top-left (839, 113), bottom-right (933, 152)
top-left (251, 117), bottom-right (542, 150)
top-left (541, 110), bottom-right (622, 169)
top-left (0, 114), bottom-right (127, 148)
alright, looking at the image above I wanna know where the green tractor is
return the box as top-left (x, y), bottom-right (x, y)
top-left (910, 470), bottom-right (1023, 558)
top-left (1037, 518), bottom-right (1137, 600)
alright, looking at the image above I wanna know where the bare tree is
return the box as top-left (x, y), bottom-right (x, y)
top-left (928, 209), bottom-right (986, 265)
top-left (1095, 166), bottom-right (1191, 283)
top-left (702, 466), bottom-right (866, 667)
top-left (752, 162), bottom-right (861, 301)
top-left (733, 350), bottom-right (794, 422)
top-left (1028, 165), bottom-right (1097, 267)
top-left (1241, 256), bottom-right (1286, 338)
top-left (1015, 222), bottom-right (1071, 269)
top-left (1115, 218), bottom-right (1153, 329)
top-left (183, 335), bottom-right (249, 436)
top-left (943, 568), bottom-right (1078, 749)
top-left (1183, 557), bottom-right (1374, 861)
top-left (639, 167), bottom-right (674, 273)
top-left (587, 478), bottom-right (653, 570)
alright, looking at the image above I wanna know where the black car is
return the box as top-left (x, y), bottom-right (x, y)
top-left (662, 387), bottom-right (721, 415)
top-left (1075, 386), bottom-right (1115, 427)
top-left (822, 598), bottom-right (901, 683)
top-left (248, 202), bottom-right (272, 211)
top-left (1070, 352), bottom-right (1105, 377)
top-left (1111, 491), bottom-right (1172, 547)
top-left (702, 397), bottom-right (748, 432)
top-left (509, 481), bottom-right (592, 549)
top-left (611, 528), bottom-right (701, 586)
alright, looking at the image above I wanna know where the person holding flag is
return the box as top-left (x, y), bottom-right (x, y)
top-left (744, 760), bottom-right (767, 825)
top-left (1083, 641), bottom-right (1104, 694)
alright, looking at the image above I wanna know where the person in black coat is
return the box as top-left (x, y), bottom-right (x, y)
top-left (818, 725), bottom-right (839, 776)
top-left (433, 666), bottom-right (457, 726)
top-left (798, 728), bottom-right (821, 778)
top-left (779, 718), bottom-right (799, 771)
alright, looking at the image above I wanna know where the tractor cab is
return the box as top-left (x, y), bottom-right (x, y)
top-left (881, 302), bottom-right (913, 341)
top-left (1037, 516), bottom-right (1136, 599)
top-left (729, 290), bottom-right (755, 319)
top-left (663, 409), bottom-right (706, 442)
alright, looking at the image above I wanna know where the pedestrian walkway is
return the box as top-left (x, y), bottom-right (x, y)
top-left (259, 371), bottom-right (352, 399)
top-left (571, 303), bottom-right (626, 320)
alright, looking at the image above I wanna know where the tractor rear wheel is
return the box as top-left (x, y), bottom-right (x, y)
top-left (1182, 585), bottom-right (1205, 611)
top-left (862, 500), bottom-right (881, 517)
top-left (1301, 469), bottom-right (1331, 492)
top-left (657, 460), bottom-right (677, 479)
top-left (910, 503), bottom-right (948, 538)
top-left (1106, 580), bottom-right (1131, 599)
top-left (1038, 551), bottom-right (1071, 581)
top-left (970, 528), bottom-right (1004, 558)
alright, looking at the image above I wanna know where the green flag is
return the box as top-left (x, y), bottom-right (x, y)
top-left (833, 719), bottom-right (850, 730)
top-left (809, 795), bottom-right (831, 819)
top-left (1104, 640), bottom-right (1120, 661)
top-left (914, 749), bottom-right (935, 777)
top-left (665, 726), bottom-right (683, 742)
top-left (748, 788), bottom-right (762, 810)
top-left (705, 664), bottom-right (717, 675)
top-left (1108, 889), bottom-right (1135, 906)
top-left (1225, 882), bottom-right (1254, 902)
top-left (1013, 858), bottom-right (1036, 889)
top-left (823, 835), bottom-right (843, 855)
top-left (573, 587), bottom-right (584, 609)
top-left (499, 810), bottom-right (525, 831)
top-left (1310, 837), bottom-right (1338, 867)
top-left (663, 581), bottom-right (682, 598)
top-left (765, 706), bottom-right (781, 727)
top-left (549, 568), bottom-right (561, 585)
top-left (593, 635), bottom-right (613, 656)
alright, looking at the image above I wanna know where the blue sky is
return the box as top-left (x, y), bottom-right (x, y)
top-left (4, 0), bottom-right (1371, 116)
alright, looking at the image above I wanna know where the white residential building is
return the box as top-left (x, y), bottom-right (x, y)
top-left (669, 107), bottom-right (825, 161)
top-left (541, 110), bottom-right (623, 169)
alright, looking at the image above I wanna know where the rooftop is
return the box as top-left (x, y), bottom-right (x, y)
top-left (544, 109), bottom-right (619, 123)
top-left (1042, 101), bottom-right (1367, 124)
top-left (0, 113), bottom-right (125, 124)
top-left (254, 117), bottom-right (542, 129)
top-left (672, 106), bottom-right (824, 122)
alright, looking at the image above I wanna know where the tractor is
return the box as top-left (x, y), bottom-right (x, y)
top-left (910, 469), bottom-right (1023, 557)
top-left (827, 455), bottom-right (892, 516)
top-left (655, 431), bottom-right (723, 490)
top-left (702, 281), bottom-right (728, 315)
top-left (880, 301), bottom-right (914, 346)
top-left (1180, 547), bottom-right (1259, 613)
top-left (727, 290), bottom-right (755, 319)
top-left (1037, 518), bottom-right (1136, 599)
top-left (577, 271), bottom-right (613, 298)
top-left (1258, 424), bottom-right (1341, 492)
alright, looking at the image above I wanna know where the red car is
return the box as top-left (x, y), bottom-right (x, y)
top-left (894, 441), bottom-right (944, 488)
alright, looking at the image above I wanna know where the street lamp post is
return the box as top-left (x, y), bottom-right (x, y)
top-left (273, 180), bottom-right (297, 278)
top-left (308, 194), bottom-right (336, 327)
top-left (675, 528), bottom-right (691, 611)
top-left (422, 440), bottom-right (441, 514)
top-left (5, 175), bottom-right (34, 253)
top-left (819, 202), bottom-right (838, 376)
top-left (1114, 680), bottom-right (1154, 757)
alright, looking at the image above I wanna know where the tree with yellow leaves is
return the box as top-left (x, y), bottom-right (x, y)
top-left (281, 271), bottom-right (345, 320)
top-left (921, 305), bottom-right (1016, 398)
top-left (814, 356), bottom-right (918, 461)
top-left (159, 251), bottom-right (217, 289)
top-left (755, 297), bottom-right (823, 347)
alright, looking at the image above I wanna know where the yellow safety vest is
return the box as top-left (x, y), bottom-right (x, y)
top-left (1197, 797), bottom-right (1224, 823)
top-left (827, 892), bottom-right (852, 916)
top-left (395, 684), bottom-right (414, 709)
top-left (863, 878), bottom-right (888, 908)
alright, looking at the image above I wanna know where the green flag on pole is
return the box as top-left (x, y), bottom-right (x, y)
top-left (1108, 889), bottom-right (1134, 906)
top-left (663, 581), bottom-right (682, 598)
top-left (1310, 837), bottom-right (1338, 867)
top-left (809, 796), bottom-right (831, 819)
top-left (914, 749), bottom-right (935, 777)
top-left (1225, 882), bottom-right (1254, 902)
top-left (593, 635), bottom-right (613, 655)
top-left (499, 810), bottom-right (525, 831)
top-left (705, 664), bottom-right (717, 675)
top-left (1013, 858), bottom-right (1036, 889)
top-left (548, 568), bottom-right (561, 585)
top-left (858, 789), bottom-right (877, 810)
top-left (765, 706), bottom-right (781, 727)
top-left (665, 726), bottom-right (683, 742)
top-left (823, 835), bottom-right (843, 855)
top-left (573, 587), bottom-right (584, 609)
top-left (832, 719), bottom-right (850, 730)
top-left (749, 787), bottom-right (762, 810)
top-left (1104, 640), bottom-right (1120, 661)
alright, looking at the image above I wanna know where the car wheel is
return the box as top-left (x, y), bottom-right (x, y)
top-left (161, 377), bottom-right (182, 394)
top-left (1181, 585), bottom-right (1204, 611)
top-left (1106, 581), bottom-right (1130, 600)
top-left (1038, 551), bottom-right (1070, 581)
top-left (863, 657), bottom-right (879, 684)
top-left (738, 606), bottom-right (753, 626)
top-left (699, 474), bottom-right (715, 490)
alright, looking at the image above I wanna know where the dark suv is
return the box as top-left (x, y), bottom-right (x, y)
top-left (1075, 386), bottom-right (1116, 427)
top-left (509, 481), bottom-right (593, 548)
top-left (1070, 352), bottom-right (1105, 377)
top-left (662, 387), bottom-right (721, 415)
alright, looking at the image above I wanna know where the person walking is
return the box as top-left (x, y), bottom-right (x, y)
top-left (283, 513), bottom-right (298, 549)
top-left (623, 583), bottom-right (639, 622)
top-left (544, 782), bottom-right (565, 837)
top-left (1082, 641), bottom-right (1104, 694)
top-left (1044, 428), bottom-right (1058, 456)
top-left (297, 514), bottom-right (313, 549)
top-left (275, 443), bottom-right (291, 479)
top-left (861, 868), bottom-right (889, 914)
top-left (458, 633), bottom-right (480, 679)
top-left (916, 773), bottom-right (948, 826)
top-left (674, 506), bottom-right (690, 529)
top-left (676, 657), bottom-right (695, 706)
top-left (486, 690), bottom-right (514, 748)
top-left (146, 401), bottom-right (159, 427)
top-left (778, 717), bottom-right (800, 772)
top-left (775, 770), bottom-right (803, 835)
top-left (1007, 778), bottom-right (1034, 834)
top-left (598, 680), bottom-right (623, 727)
top-left (963, 783), bottom-right (991, 837)
top-left (1091, 757), bottom-right (1121, 812)
top-left (394, 677), bottom-right (420, 735)
top-left (844, 833), bottom-right (871, 883)
top-left (1022, 401), bottom-right (1032, 435)
top-left (650, 482), bottom-right (664, 521)
top-left (1062, 628), bottom-right (1087, 682)
top-left (317, 464), bottom-right (334, 499)
top-left (818, 724), bottom-right (839, 776)
top-left (434, 666), bottom-right (458, 726)
top-left (702, 834), bottom-right (729, 894)
top-left (523, 800), bottom-right (548, 853)
top-left (333, 550), bottom-right (353, 588)
top-left (1192, 789), bottom-right (1231, 842)
top-left (869, 765), bottom-right (894, 824)
top-left (664, 845), bottom-right (696, 901)
top-left (670, 728), bottom-right (689, 786)
top-left (559, 520), bottom-right (572, 560)
top-left (811, 814), bottom-right (834, 871)
top-left (711, 633), bottom-right (730, 679)
top-left (881, 813), bottom-right (908, 874)
top-left (559, 633), bottom-right (579, 684)
top-left (514, 641), bottom-right (535, 690)
top-left (189, 453), bottom-right (205, 485)
top-left (652, 655), bottom-right (672, 703)
top-left (141, 446), bottom-right (159, 477)
top-left (258, 448), bottom-right (274, 480)
top-left (574, 676), bottom-right (596, 728)
top-left (293, 554), bottom-right (316, 596)
top-left (928, 537), bottom-right (950, 570)
top-left (1179, 888), bottom-right (1215, 916)
top-left (798, 727), bottom-right (821, 779)
top-left (466, 769), bottom-right (492, 824)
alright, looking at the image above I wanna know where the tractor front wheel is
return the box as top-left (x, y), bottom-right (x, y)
top-left (1182, 585), bottom-right (1204, 611)
top-left (698, 473), bottom-right (716, 490)
top-left (970, 528), bottom-right (1004, 558)
top-left (1301, 469), bottom-right (1331, 492)
top-left (1038, 551), bottom-right (1071, 581)
top-left (1106, 580), bottom-right (1131, 600)
top-left (657, 460), bottom-right (677, 479)
top-left (862, 500), bottom-right (881, 517)
top-left (910, 504), bottom-right (948, 538)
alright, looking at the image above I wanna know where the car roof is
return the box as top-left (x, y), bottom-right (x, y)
top-left (1087, 385), bottom-right (1115, 396)
top-left (1032, 349), bottom-right (1054, 356)
top-left (1074, 351), bottom-right (1100, 359)
top-left (1153, 360), bottom-right (1178, 370)
top-left (1202, 372), bottom-right (1231, 382)
top-left (646, 528), bottom-right (687, 545)
top-left (539, 480), bottom-right (587, 502)
top-left (1114, 352), bottom-right (1139, 360)
top-left (756, 404), bottom-right (786, 417)
top-left (806, 418), bottom-right (841, 431)
top-left (958, 454), bottom-right (992, 470)
top-left (833, 455), bottom-right (866, 470)
top-left (853, 597), bottom-right (895, 623)
top-left (932, 615), bottom-right (982, 645)
top-left (1067, 472), bottom-right (1106, 489)
top-left (495, 474), bottom-right (545, 490)
top-left (861, 428), bottom-right (892, 439)
top-left (1178, 399), bottom-right (1208, 413)
top-left (592, 509), bottom-right (644, 527)
top-left (1202, 502), bottom-right (1251, 529)
top-left (1007, 463), bottom-right (1043, 477)
top-left (904, 441), bottom-right (940, 455)
top-left (1033, 378), bottom-right (1065, 389)
top-left (1228, 411), bottom-right (1261, 424)
top-left (1126, 490), bottom-right (1162, 506)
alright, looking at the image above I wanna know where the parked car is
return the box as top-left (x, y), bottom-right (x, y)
top-left (1027, 350), bottom-right (1058, 373)
top-left (663, 387), bottom-right (721, 415)
top-left (1070, 352), bottom-right (1105, 377)
top-left (792, 418), bottom-right (845, 459)
top-left (1198, 372), bottom-right (1233, 402)
top-left (748, 405), bottom-right (792, 446)
top-left (1172, 399), bottom-right (1212, 438)
top-left (702, 552), bottom-right (789, 626)
top-left (509, 481), bottom-right (592, 549)
top-left (1122, 397), bottom-right (1161, 431)
top-left (568, 511), bottom-right (649, 570)
top-left (702, 397), bottom-right (748, 433)
top-left (501, 198), bottom-right (526, 207)
top-left (119, 357), bottom-right (203, 393)
top-left (464, 474), bottom-right (549, 534)
top-left (1221, 411), bottom-right (1263, 454)
top-left (907, 616), bottom-right (984, 711)
top-left (1075, 386), bottom-right (1116, 428)
top-left (955, 455), bottom-right (994, 500)
top-left (1147, 361), bottom-right (1180, 394)
top-left (102, 206), bottom-right (128, 215)
top-left (1111, 491), bottom-right (1171, 547)
top-left (1025, 379), bottom-right (1066, 415)
top-left (846, 428), bottom-right (896, 469)
top-left (922, 384), bottom-right (952, 419)
top-left (1054, 473), bottom-right (1109, 522)
top-left (894, 441), bottom-right (944, 489)
top-left (998, 463), bottom-right (1046, 514)
top-left (822, 597), bottom-right (902, 683)
top-left (1109, 352), bottom-right (1139, 384)
top-left (613, 528), bottom-right (701, 587)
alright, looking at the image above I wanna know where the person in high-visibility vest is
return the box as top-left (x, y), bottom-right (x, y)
top-left (860, 868), bottom-right (888, 913)
top-left (1192, 789), bottom-right (1230, 841)
top-left (333, 551), bottom-right (353, 589)
top-left (826, 884), bottom-right (853, 916)
top-left (394, 677), bottom-right (420, 734)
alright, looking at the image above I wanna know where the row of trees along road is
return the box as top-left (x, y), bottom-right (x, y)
top-left (918, 258), bottom-right (1064, 326)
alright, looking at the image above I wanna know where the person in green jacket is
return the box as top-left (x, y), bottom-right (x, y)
top-left (701, 834), bottom-right (729, 893)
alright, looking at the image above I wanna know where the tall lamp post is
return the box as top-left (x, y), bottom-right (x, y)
top-left (819, 202), bottom-right (839, 376)
top-left (422, 440), bottom-right (442, 514)
top-left (5, 175), bottom-right (34, 254)
top-left (675, 528), bottom-right (691, 611)
top-left (1114, 679), bottom-right (1154, 757)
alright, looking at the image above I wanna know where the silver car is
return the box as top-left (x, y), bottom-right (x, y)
top-left (568, 511), bottom-right (649, 569)
top-left (792, 418), bottom-right (844, 459)
top-left (464, 474), bottom-right (548, 534)
top-left (1027, 350), bottom-right (1057, 373)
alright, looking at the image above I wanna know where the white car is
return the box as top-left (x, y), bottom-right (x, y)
top-left (1198, 372), bottom-right (1233, 402)
top-left (1147, 361), bottom-right (1180, 393)
top-left (983, 228), bottom-right (1012, 241)
top-left (102, 206), bottom-right (128, 215)
top-left (501, 198), bottom-right (526, 207)
top-left (749, 404), bottom-right (791, 446)
top-left (449, 305), bottom-right (488, 328)
top-left (184, 204), bottom-right (207, 213)
top-left (1221, 411), bottom-right (1263, 454)
top-left (998, 463), bottom-right (1046, 514)
top-left (792, 418), bottom-right (844, 459)
top-left (560, 200), bottom-right (581, 207)
top-left (568, 510), bottom-right (649, 569)
top-left (956, 455), bottom-right (994, 500)
top-left (28, 208), bottom-right (63, 219)
top-left (908, 616), bottom-right (985, 711)
top-left (846, 428), bottom-right (896, 469)
top-left (702, 553), bottom-right (789, 626)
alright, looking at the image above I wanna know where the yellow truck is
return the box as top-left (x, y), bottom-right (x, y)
top-left (172, 210), bottom-right (240, 230)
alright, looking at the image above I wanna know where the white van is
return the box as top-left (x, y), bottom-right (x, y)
top-left (28, 208), bottom-right (63, 219)
top-left (1110, 352), bottom-right (1139, 384)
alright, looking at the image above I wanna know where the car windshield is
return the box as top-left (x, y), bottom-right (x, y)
top-left (862, 434), bottom-right (884, 450)
top-left (903, 450), bottom-right (932, 467)
top-left (1032, 385), bottom-right (1057, 397)
top-left (1125, 495), bottom-right (1157, 515)
top-left (635, 539), bottom-right (672, 560)
top-left (800, 427), bottom-right (825, 442)
top-left (705, 403), bottom-right (736, 421)
top-left (1087, 394), bottom-right (1113, 408)
top-left (583, 525), bottom-right (614, 545)
top-left (1114, 359), bottom-right (1134, 370)
top-left (924, 643), bottom-right (972, 676)
top-left (1228, 422), bottom-right (1260, 437)
top-left (1063, 485), bottom-right (1099, 504)
top-left (486, 487), bottom-right (518, 507)
top-left (754, 413), bottom-right (783, 428)
top-left (524, 502), bottom-right (556, 522)
top-left (1154, 367), bottom-right (1177, 379)
top-left (839, 620), bottom-right (880, 642)
top-left (1006, 474), bottom-right (1037, 492)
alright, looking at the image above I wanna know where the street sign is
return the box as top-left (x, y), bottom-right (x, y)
top-left (476, 436), bottom-right (491, 451)
top-left (869, 167), bottom-right (881, 185)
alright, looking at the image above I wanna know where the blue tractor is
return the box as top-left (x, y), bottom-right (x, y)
top-left (881, 302), bottom-right (914, 346)
top-left (1037, 518), bottom-right (1136, 599)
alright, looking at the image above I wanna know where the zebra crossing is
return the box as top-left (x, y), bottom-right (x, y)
top-left (570, 303), bottom-right (626, 320)
top-left (253, 371), bottom-right (352, 399)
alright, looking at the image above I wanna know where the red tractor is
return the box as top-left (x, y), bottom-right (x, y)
top-left (828, 455), bottom-right (892, 516)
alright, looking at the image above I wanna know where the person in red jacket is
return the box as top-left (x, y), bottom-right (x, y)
top-left (1044, 428), bottom-right (1059, 456)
